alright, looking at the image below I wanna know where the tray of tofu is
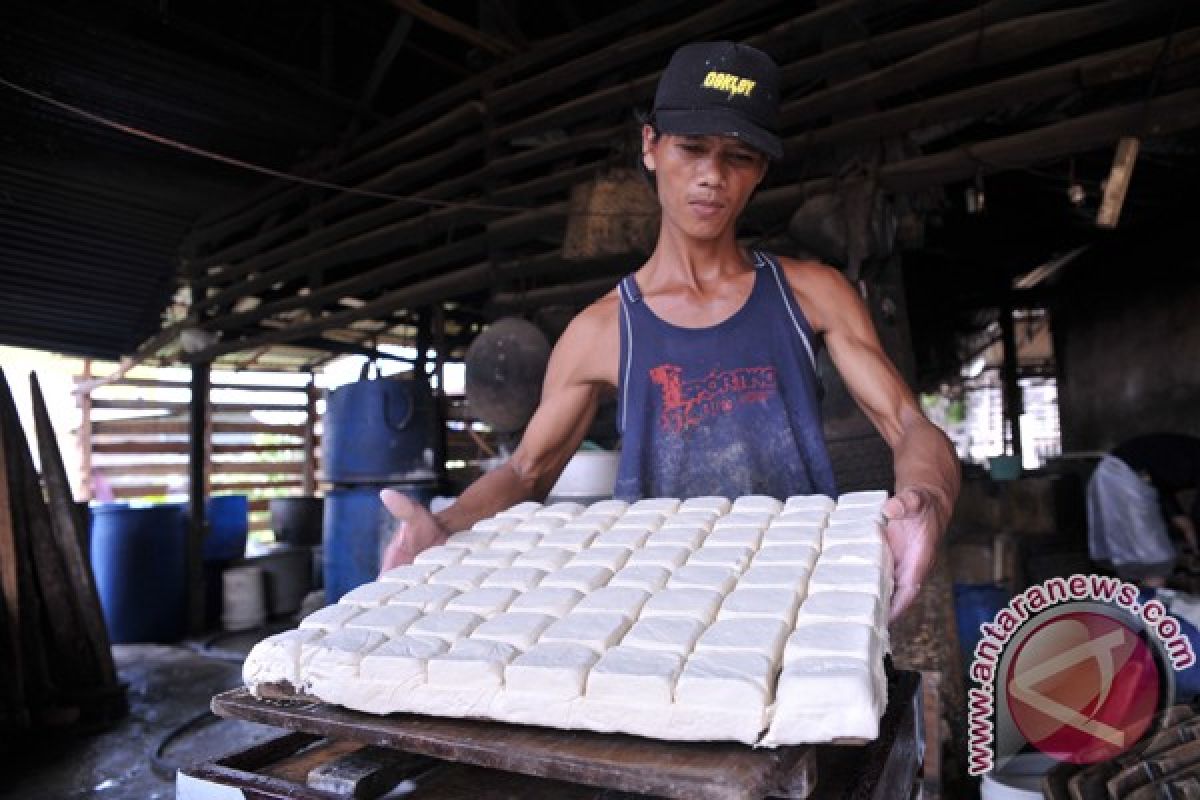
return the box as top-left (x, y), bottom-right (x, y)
top-left (243, 491), bottom-right (893, 747)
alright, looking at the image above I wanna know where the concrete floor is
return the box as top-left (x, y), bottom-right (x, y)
top-left (3, 631), bottom-right (285, 800)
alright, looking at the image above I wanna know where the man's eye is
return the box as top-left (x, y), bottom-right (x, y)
top-left (679, 142), bottom-right (705, 154)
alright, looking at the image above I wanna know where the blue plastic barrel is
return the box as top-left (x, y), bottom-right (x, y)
top-left (90, 503), bottom-right (188, 643)
top-left (954, 583), bottom-right (1011, 667)
top-left (204, 494), bottom-right (248, 561)
top-left (323, 373), bottom-right (438, 484)
top-left (324, 484), bottom-right (437, 602)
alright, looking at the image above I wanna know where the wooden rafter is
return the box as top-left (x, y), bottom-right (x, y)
top-left (388, 0), bottom-right (518, 57)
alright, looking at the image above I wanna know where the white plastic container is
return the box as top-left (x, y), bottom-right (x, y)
top-left (221, 565), bottom-right (266, 631)
top-left (546, 450), bottom-right (620, 504)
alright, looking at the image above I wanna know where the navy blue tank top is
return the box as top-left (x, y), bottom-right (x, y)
top-left (613, 250), bottom-right (836, 501)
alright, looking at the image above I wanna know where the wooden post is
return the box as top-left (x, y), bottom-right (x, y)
top-left (1096, 136), bottom-right (1140, 229)
top-left (303, 378), bottom-right (319, 497)
top-left (188, 362), bottom-right (210, 635)
top-left (78, 359), bottom-right (93, 502)
top-left (1000, 304), bottom-right (1023, 462)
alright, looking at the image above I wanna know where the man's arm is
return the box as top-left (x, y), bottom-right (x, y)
top-left (793, 262), bottom-right (961, 620)
top-left (380, 308), bottom-right (608, 570)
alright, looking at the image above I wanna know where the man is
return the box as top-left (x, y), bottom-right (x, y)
top-left (380, 42), bottom-right (960, 620)
top-left (1089, 432), bottom-right (1200, 585)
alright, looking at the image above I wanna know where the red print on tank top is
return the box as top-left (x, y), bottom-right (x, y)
top-left (647, 364), bottom-right (778, 433)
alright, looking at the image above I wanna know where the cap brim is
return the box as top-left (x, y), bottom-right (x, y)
top-left (655, 108), bottom-right (782, 161)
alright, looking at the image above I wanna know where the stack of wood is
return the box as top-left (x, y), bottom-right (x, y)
top-left (0, 367), bottom-right (124, 749)
top-left (1044, 705), bottom-right (1200, 798)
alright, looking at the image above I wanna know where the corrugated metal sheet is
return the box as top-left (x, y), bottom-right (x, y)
top-left (0, 0), bottom-right (348, 359)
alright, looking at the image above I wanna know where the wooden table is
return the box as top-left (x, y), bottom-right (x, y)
top-left (204, 668), bottom-right (920, 799)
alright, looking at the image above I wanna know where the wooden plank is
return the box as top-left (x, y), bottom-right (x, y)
top-left (80, 376), bottom-right (311, 393)
top-left (94, 461), bottom-right (307, 477)
top-left (93, 441), bottom-right (310, 455)
top-left (109, 480), bottom-right (305, 500)
top-left (92, 419), bottom-right (307, 436)
top-left (29, 375), bottom-right (118, 690)
top-left (212, 687), bottom-right (809, 800)
top-left (91, 399), bottom-right (306, 413)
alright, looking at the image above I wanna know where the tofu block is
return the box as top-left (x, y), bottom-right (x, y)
top-left (471, 612), bottom-right (555, 650)
top-left (345, 604), bottom-right (422, 636)
top-left (244, 629), bottom-right (321, 687)
top-left (794, 591), bottom-right (883, 627)
top-left (761, 525), bottom-right (821, 550)
top-left (536, 501), bottom-right (587, 520)
top-left (821, 540), bottom-right (889, 568)
top-left (512, 546), bottom-right (573, 570)
top-left (540, 529), bottom-right (598, 552)
top-left (676, 651), bottom-right (774, 708)
top-left (704, 526), bottom-right (763, 550)
top-left (480, 566), bottom-right (545, 592)
top-left (585, 499), bottom-right (629, 517)
top-left (359, 634), bottom-right (447, 683)
top-left (445, 587), bottom-right (520, 617)
top-left (625, 545), bottom-right (690, 569)
top-left (565, 547), bottom-right (630, 572)
top-left (427, 565), bottom-right (492, 591)
top-left (506, 642), bottom-right (597, 699)
top-left (730, 495), bottom-right (783, 515)
top-left (768, 658), bottom-right (883, 743)
top-left (592, 528), bottom-right (650, 549)
top-left (828, 506), bottom-right (885, 526)
top-left (301, 629), bottom-right (387, 681)
top-left (470, 517), bottom-right (521, 534)
top-left (446, 530), bottom-right (496, 550)
top-left (608, 565), bottom-right (671, 592)
top-left (507, 587), bottom-right (583, 617)
top-left (513, 518), bottom-right (565, 536)
top-left (808, 562), bottom-right (888, 596)
top-left (413, 545), bottom-right (470, 567)
top-left (645, 526), bottom-right (707, 550)
top-left (339, 582), bottom-right (402, 607)
top-left (539, 565), bottom-right (613, 593)
top-left (783, 494), bottom-right (835, 513)
top-left (612, 512), bottom-right (666, 532)
top-left (490, 530), bottom-right (545, 551)
top-left (751, 545), bottom-right (817, 571)
top-left (539, 612), bottom-right (631, 653)
top-left (461, 549), bottom-right (517, 569)
top-left (713, 512), bottom-right (773, 531)
top-left (695, 618), bottom-right (788, 658)
top-left (428, 639), bottom-right (519, 689)
top-left (667, 565), bottom-right (739, 594)
top-left (679, 496), bottom-right (731, 515)
top-left (775, 509), bottom-right (828, 527)
top-left (622, 616), bottom-right (706, 656)
top-left (379, 563), bottom-right (441, 586)
top-left (386, 584), bottom-right (460, 612)
top-left (836, 490), bottom-right (889, 508)
top-left (784, 623), bottom-right (880, 665)
top-left (822, 524), bottom-right (885, 546)
top-left (300, 604), bottom-right (363, 631)
top-left (407, 611), bottom-right (484, 642)
top-left (628, 497), bottom-right (681, 515)
top-left (739, 565), bottom-right (810, 594)
top-left (718, 588), bottom-right (801, 625)
top-left (573, 586), bottom-right (651, 620)
top-left (687, 545), bottom-right (753, 571)
top-left (660, 511), bottom-right (718, 531)
top-left (640, 588), bottom-right (723, 624)
top-left (587, 647), bottom-right (684, 704)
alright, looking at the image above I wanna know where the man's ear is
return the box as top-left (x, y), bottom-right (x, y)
top-left (641, 124), bottom-right (658, 172)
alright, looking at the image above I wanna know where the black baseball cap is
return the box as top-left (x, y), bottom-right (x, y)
top-left (652, 41), bottom-right (782, 160)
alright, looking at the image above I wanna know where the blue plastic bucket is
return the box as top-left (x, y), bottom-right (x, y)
top-left (323, 484), bottom-right (437, 602)
top-left (323, 373), bottom-right (438, 484)
top-left (954, 583), bottom-right (1011, 666)
top-left (204, 494), bottom-right (248, 561)
top-left (90, 503), bottom-right (188, 643)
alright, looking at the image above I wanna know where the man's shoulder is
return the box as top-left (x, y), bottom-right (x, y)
top-left (571, 286), bottom-right (622, 333)
top-left (771, 253), bottom-right (845, 289)
top-left (768, 254), bottom-right (857, 332)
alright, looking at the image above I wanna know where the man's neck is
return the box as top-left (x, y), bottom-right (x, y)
top-left (642, 227), bottom-right (751, 290)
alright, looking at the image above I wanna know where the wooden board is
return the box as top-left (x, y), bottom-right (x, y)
top-left (212, 688), bottom-right (815, 800)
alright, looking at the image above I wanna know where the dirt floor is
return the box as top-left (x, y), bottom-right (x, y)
top-left (3, 630), bottom-right (286, 800)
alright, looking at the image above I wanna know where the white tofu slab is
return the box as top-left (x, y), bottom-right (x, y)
top-left (505, 642), bottom-right (597, 699)
top-left (471, 612), bottom-right (555, 650)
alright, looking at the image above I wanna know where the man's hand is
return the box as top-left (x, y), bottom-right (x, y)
top-left (882, 487), bottom-right (947, 622)
top-left (379, 489), bottom-right (449, 572)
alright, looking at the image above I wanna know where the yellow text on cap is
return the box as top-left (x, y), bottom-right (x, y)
top-left (702, 71), bottom-right (756, 98)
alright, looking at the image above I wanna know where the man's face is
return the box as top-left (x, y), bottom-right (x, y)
top-left (642, 125), bottom-right (768, 241)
